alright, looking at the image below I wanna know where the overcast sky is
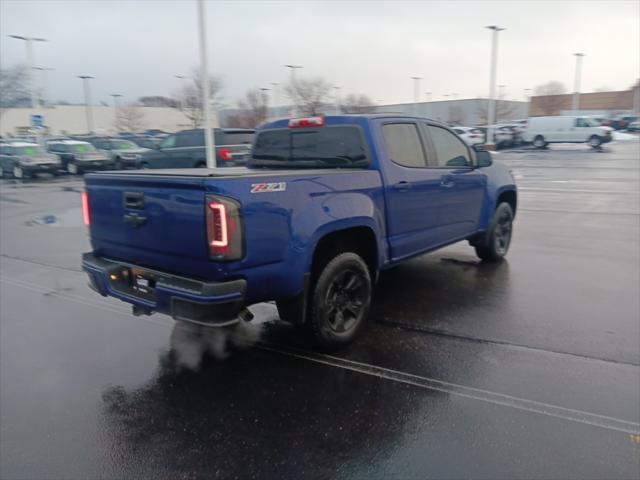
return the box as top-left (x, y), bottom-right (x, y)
top-left (1, 0), bottom-right (638, 108)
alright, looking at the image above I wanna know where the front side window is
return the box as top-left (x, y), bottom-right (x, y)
top-left (16, 146), bottom-right (46, 156)
top-left (428, 126), bottom-right (471, 167)
top-left (71, 143), bottom-right (97, 154)
top-left (382, 123), bottom-right (427, 168)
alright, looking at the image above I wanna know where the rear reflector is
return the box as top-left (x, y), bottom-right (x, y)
top-left (81, 191), bottom-right (90, 227)
top-left (288, 116), bottom-right (324, 128)
top-left (205, 195), bottom-right (243, 261)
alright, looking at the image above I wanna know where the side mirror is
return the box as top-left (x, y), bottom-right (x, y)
top-left (473, 145), bottom-right (492, 167)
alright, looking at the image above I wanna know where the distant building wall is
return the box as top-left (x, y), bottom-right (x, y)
top-left (530, 89), bottom-right (637, 117)
top-left (0, 105), bottom-right (201, 136)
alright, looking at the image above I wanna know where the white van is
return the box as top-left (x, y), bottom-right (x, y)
top-left (523, 116), bottom-right (613, 148)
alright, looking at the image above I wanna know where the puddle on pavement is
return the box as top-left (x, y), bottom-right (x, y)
top-left (25, 208), bottom-right (83, 227)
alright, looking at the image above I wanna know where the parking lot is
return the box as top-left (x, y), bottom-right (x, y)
top-left (1, 140), bottom-right (639, 479)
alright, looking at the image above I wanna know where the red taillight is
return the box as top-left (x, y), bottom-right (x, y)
top-left (205, 195), bottom-right (243, 261)
top-left (81, 191), bottom-right (90, 227)
top-left (219, 148), bottom-right (233, 162)
top-left (288, 116), bottom-right (324, 128)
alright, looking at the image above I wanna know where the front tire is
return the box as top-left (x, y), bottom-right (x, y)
top-left (475, 202), bottom-right (514, 262)
top-left (588, 135), bottom-right (602, 148)
top-left (67, 162), bottom-right (79, 175)
top-left (309, 252), bottom-right (372, 349)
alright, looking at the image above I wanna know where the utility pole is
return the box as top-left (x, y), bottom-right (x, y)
top-left (285, 64), bottom-right (303, 117)
top-left (259, 87), bottom-right (270, 122)
top-left (77, 75), bottom-right (95, 134)
top-left (8, 35), bottom-right (47, 108)
top-left (572, 53), bottom-right (585, 112)
top-left (197, 0), bottom-right (216, 169)
top-left (411, 76), bottom-right (422, 115)
top-left (524, 88), bottom-right (532, 117)
top-left (485, 25), bottom-right (505, 150)
top-left (425, 91), bottom-right (432, 118)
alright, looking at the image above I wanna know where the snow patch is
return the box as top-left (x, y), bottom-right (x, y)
top-left (612, 131), bottom-right (639, 142)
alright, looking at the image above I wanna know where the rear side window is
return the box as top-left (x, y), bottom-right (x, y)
top-left (251, 126), bottom-right (368, 168)
top-left (382, 123), bottom-right (427, 168)
top-left (428, 126), bottom-right (471, 167)
top-left (176, 131), bottom-right (203, 147)
top-left (221, 131), bottom-right (254, 145)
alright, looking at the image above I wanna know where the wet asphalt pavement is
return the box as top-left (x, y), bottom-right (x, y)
top-left (1, 140), bottom-right (639, 479)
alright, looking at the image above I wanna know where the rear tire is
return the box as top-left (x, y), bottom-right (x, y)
top-left (139, 162), bottom-right (149, 169)
top-left (114, 157), bottom-right (122, 170)
top-left (475, 202), bottom-right (514, 262)
top-left (533, 135), bottom-right (547, 149)
top-left (308, 252), bottom-right (372, 349)
top-left (13, 165), bottom-right (25, 179)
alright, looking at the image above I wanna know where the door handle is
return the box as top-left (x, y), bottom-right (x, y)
top-left (440, 175), bottom-right (455, 188)
top-left (393, 181), bottom-right (412, 192)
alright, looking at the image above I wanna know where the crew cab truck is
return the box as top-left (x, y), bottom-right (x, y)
top-left (81, 115), bottom-right (517, 348)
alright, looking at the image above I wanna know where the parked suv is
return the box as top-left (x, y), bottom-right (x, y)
top-left (138, 128), bottom-right (255, 169)
top-left (523, 116), bottom-right (613, 148)
top-left (0, 142), bottom-right (61, 179)
top-left (88, 137), bottom-right (150, 169)
top-left (47, 140), bottom-right (113, 174)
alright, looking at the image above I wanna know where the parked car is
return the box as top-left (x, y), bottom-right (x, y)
top-left (130, 135), bottom-right (163, 150)
top-left (138, 128), bottom-right (255, 168)
top-left (452, 127), bottom-right (485, 146)
top-left (475, 127), bottom-right (514, 149)
top-left (46, 140), bottom-right (114, 174)
top-left (0, 141), bottom-right (61, 179)
top-left (522, 116), bottom-right (613, 148)
top-left (88, 138), bottom-right (150, 169)
top-left (81, 114), bottom-right (517, 348)
top-left (626, 120), bottom-right (640, 132)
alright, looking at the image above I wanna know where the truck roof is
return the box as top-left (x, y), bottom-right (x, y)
top-left (261, 114), bottom-right (449, 130)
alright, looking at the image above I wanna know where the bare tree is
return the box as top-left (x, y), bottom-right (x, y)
top-left (532, 81), bottom-right (568, 116)
top-left (226, 88), bottom-right (269, 128)
top-left (173, 67), bottom-right (223, 128)
top-left (116, 105), bottom-right (146, 133)
top-left (476, 92), bottom-right (520, 124)
top-left (284, 77), bottom-right (332, 116)
top-left (0, 65), bottom-right (30, 110)
top-left (340, 94), bottom-right (376, 114)
top-left (139, 96), bottom-right (178, 108)
top-left (447, 105), bottom-right (465, 125)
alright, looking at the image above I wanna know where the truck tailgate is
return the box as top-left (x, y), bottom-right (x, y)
top-left (85, 174), bottom-right (210, 275)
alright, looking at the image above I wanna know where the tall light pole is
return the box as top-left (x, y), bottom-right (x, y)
top-left (411, 76), bottom-right (422, 115)
top-left (33, 66), bottom-right (54, 107)
top-left (110, 93), bottom-right (123, 133)
top-left (572, 53), bottom-right (585, 112)
top-left (77, 75), bottom-right (95, 134)
top-left (333, 85), bottom-right (341, 112)
top-left (486, 25), bottom-right (504, 150)
top-left (8, 35), bottom-right (47, 108)
top-left (285, 64), bottom-right (302, 117)
top-left (524, 88), bottom-right (532, 117)
top-left (197, 0), bottom-right (216, 169)
top-left (259, 87), bottom-right (270, 122)
top-left (270, 82), bottom-right (279, 118)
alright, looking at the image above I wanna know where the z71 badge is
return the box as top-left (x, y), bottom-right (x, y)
top-left (251, 182), bottom-right (287, 193)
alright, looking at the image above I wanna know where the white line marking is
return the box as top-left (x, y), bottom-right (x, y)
top-left (519, 187), bottom-right (640, 195)
top-left (258, 344), bottom-right (640, 435)
top-left (2, 276), bottom-right (639, 435)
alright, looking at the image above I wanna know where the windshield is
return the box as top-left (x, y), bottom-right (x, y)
top-left (251, 126), bottom-right (368, 168)
top-left (113, 140), bottom-right (136, 150)
top-left (72, 143), bottom-right (97, 153)
top-left (16, 146), bottom-right (47, 156)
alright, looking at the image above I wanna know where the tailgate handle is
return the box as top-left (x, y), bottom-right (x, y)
top-left (124, 192), bottom-right (145, 210)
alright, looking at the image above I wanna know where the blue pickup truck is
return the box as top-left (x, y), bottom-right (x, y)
top-left (82, 115), bottom-right (517, 348)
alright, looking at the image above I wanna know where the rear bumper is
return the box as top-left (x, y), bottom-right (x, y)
top-left (82, 252), bottom-right (247, 326)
